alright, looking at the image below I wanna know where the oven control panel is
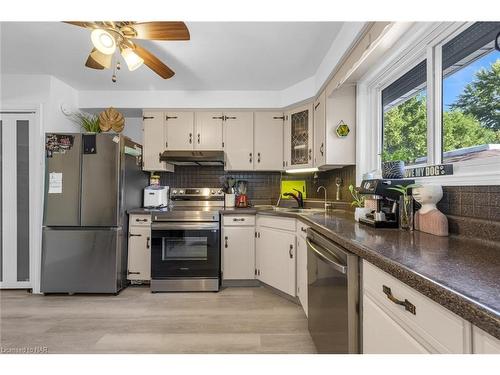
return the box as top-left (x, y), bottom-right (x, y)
top-left (170, 187), bottom-right (224, 200)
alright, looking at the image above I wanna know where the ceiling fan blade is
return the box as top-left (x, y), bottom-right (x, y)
top-left (128, 22), bottom-right (190, 40)
top-left (85, 48), bottom-right (109, 70)
top-left (133, 43), bottom-right (175, 79)
top-left (64, 21), bottom-right (98, 29)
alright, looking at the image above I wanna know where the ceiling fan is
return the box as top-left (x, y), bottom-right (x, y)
top-left (65, 21), bottom-right (190, 81)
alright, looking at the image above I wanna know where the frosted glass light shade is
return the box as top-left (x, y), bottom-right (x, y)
top-left (91, 29), bottom-right (116, 55)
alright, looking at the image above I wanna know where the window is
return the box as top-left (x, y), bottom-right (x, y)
top-left (441, 22), bottom-right (500, 163)
top-left (382, 60), bottom-right (427, 166)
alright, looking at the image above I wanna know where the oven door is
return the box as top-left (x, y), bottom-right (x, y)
top-left (151, 222), bottom-right (220, 279)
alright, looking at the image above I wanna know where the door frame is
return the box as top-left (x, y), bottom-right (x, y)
top-left (0, 105), bottom-right (43, 293)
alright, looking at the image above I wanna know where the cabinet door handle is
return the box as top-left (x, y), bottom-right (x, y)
top-left (382, 285), bottom-right (416, 315)
top-left (224, 236), bottom-right (228, 248)
top-left (143, 116), bottom-right (154, 120)
top-left (128, 271), bottom-right (140, 275)
top-left (289, 244), bottom-right (293, 259)
top-left (308, 148), bottom-right (312, 160)
top-left (189, 133), bottom-right (192, 144)
top-left (249, 152), bottom-right (253, 163)
top-left (135, 218), bottom-right (148, 222)
top-left (197, 133), bottom-right (200, 144)
top-left (257, 152), bottom-right (261, 163)
top-left (212, 116), bottom-right (224, 120)
top-left (129, 233), bottom-right (142, 237)
top-left (225, 116), bottom-right (236, 120)
top-left (165, 115), bottom-right (178, 120)
top-left (301, 227), bottom-right (307, 233)
top-left (233, 218), bottom-right (245, 222)
top-left (165, 141), bottom-right (168, 148)
top-left (146, 237), bottom-right (150, 249)
top-left (314, 102), bottom-right (320, 110)
top-left (320, 143), bottom-right (324, 156)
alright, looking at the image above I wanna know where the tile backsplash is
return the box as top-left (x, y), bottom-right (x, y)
top-left (437, 186), bottom-right (500, 222)
top-left (159, 165), bottom-right (357, 205)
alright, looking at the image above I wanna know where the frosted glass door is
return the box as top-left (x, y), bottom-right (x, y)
top-left (1, 112), bottom-right (35, 289)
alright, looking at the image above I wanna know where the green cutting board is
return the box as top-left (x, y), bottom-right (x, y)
top-left (281, 180), bottom-right (306, 199)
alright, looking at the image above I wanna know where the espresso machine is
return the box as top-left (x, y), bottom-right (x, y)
top-left (357, 179), bottom-right (415, 228)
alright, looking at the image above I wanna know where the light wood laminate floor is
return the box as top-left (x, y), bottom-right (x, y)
top-left (0, 286), bottom-right (316, 354)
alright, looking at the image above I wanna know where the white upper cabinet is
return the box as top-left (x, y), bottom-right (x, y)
top-left (313, 91), bottom-right (326, 167)
top-left (283, 112), bottom-right (291, 169)
top-left (254, 112), bottom-right (284, 171)
top-left (285, 103), bottom-right (313, 169)
top-left (143, 111), bottom-right (173, 172)
top-left (195, 112), bottom-right (224, 150)
top-left (323, 85), bottom-right (356, 166)
top-left (165, 112), bottom-right (195, 150)
top-left (223, 112), bottom-right (254, 171)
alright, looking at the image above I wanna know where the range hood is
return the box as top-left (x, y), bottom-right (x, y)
top-left (159, 150), bottom-right (225, 166)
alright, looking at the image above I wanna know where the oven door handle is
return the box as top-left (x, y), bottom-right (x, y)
top-left (306, 238), bottom-right (347, 274)
top-left (152, 222), bottom-right (220, 231)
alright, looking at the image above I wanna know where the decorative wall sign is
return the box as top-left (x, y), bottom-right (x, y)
top-left (404, 164), bottom-right (453, 178)
top-left (335, 120), bottom-right (350, 137)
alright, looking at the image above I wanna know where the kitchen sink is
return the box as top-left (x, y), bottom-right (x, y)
top-left (270, 207), bottom-right (325, 213)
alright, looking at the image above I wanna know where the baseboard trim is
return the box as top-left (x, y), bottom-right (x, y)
top-left (222, 279), bottom-right (260, 288)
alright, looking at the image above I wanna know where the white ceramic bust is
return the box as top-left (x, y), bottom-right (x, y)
top-left (413, 185), bottom-right (448, 236)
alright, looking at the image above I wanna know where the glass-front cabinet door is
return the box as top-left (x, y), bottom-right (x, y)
top-left (287, 103), bottom-right (313, 169)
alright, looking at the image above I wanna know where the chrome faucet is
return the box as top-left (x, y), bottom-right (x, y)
top-left (317, 186), bottom-right (328, 210)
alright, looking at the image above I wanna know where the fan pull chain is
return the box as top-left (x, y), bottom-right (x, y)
top-left (111, 55), bottom-right (118, 83)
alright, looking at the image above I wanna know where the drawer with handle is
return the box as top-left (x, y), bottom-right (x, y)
top-left (129, 214), bottom-right (151, 226)
top-left (222, 214), bottom-right (255, 226)
top-left (362, 260), bottom-right (471, 353)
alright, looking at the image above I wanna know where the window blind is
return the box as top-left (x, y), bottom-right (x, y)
top-left (443, 22), bottom-right (500, 70)
top-left (382, 59), bottom-right (427, 109)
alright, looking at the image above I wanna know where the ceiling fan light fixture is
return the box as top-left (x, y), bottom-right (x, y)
top-left (121, 48), bottom-right (144, 71)
top-left (91, 28), bottom-right (116, 55)
top-left (90, 49), bottom-right (112, 69)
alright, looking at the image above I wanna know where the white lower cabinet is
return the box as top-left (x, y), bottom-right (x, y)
top-left (255, 216), bottom-right (296, 296)
top-left (127, 215), bottom-right (151, 281)
top-left (362, 260), bottom-right (472, 354)
top-left (363, 294), bottom-right (430, 354)
top-left (296, 222), bottom-right (309, 316)
top-left (222, 223), bottom-right (255, 280)
top-left (473, 327), bottom-right (500, 354)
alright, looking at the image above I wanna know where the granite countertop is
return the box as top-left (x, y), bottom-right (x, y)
top-left (128, 206), bottom-right (500, 338)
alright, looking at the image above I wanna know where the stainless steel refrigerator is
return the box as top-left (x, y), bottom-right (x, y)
top-left (41, 133), bottom-right (147, 293)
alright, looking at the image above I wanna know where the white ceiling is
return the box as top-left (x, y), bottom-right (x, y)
top-left (0, 22), bottom-right (344, 91)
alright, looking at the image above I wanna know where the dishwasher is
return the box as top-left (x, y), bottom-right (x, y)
top-left (306, 228), bottom-right (359, 353)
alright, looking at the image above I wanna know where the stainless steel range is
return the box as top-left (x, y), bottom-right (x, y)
top-left (150, 187), bottom-right (224, 292)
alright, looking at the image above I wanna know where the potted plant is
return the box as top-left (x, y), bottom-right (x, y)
top-left (387, 184), bottom-right (420, 230)
top-left (349, 185), bottom-right (369, 222)
top-left (68, 111), bottom-right (101, 133)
